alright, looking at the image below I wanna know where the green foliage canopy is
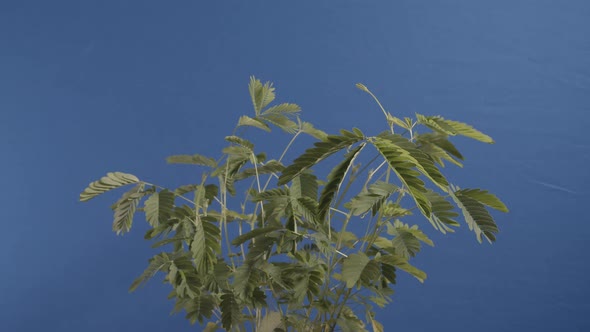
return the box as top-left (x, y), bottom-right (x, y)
top-left (80, 77), bottom-right (508, 331)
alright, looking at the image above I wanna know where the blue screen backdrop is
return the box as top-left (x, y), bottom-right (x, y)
top-left (1, 1), bottom-right (589, 331)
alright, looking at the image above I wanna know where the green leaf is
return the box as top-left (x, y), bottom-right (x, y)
top-left (258, 113), bottom-right (299, 134)
top-left (300, 121), bottom-right (328, 141)
top-left (80, 172), bottom-right (140, 202)
top-left (234, 160), bottom-right (285, 181)
top-left (291, 196), bottom-right (320, 224)
top-left (237, 115), bottom-right (271, 132)
top-left (372, 137), bottom-right (431, 217)
top-left (144, 190), bottom-right (175, 227)
top-left (424, 190), bottom-right (460, 233)
top-left (168, 256), bottom-right (201, 299)
top-left (290, 173), bottom-right (318, 201)
top-left (378, 133), bottom-right (449, 190)
top-left (249, 76), bottom-right (275, 115)
top-left (336, 306), bottom-right (368, 332)
top-left (183, 294), bottom-right (216, 324)
top-left (191, 215), bottom-right (221, 274)
top-left (225, 135), bottom-right (255, 151)
top-left (348, 181), bottom-right (398, 217)
top-left (251, 188), bottom-right (290, 202)
top-left (449, 186), bottom-right (499, 243)
top-left (456, 188), bottom-right (509, 212)
top-left (166, 154), bottom-right (217, 168)
top-left (416, 132), bottom-right (464, 165)
top-left (261, 102), bottom-right (301, 115)
top-left (278, 130), bottom-right (364, 185)
top-left (342, 252), bottom-right (370, 288)
top-left (378, 254), bottom-right (427, 283)
top-left (129, 253), bottom-right (172, 292)
top-left (231, 225), bottom-right (283, 246)
top-left (318, 143), bottom-right (365, 220)
top-left (416, 114), bottom-right (494, 143)
top-left (388, 220), bottom-right (434, 259)
top-left (220, 290), bottom-right (241, 331)
top-left (112, 183), bottom-right (144, 235)
top-left (174, 184), bottom-right (219, 198)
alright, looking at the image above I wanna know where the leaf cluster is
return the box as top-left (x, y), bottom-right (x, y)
top-left (80, 77), bottom-right (508, 331)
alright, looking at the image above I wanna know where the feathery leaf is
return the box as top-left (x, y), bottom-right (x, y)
top-left (342, 252), bottom-right (370, 288)
top-left (279, 130), bottom-right (364, 185)
top-left (144, 190), bottom-right (175, 227)
top-left (129, 253), bottom-right (172, 292)
top-left (449, 187), bottom-right (499, 243)
top-left (416, 114), bottom-right (494, 143)
top-left (318, 143), bottom-right (365, 220)
top-left (80, 172), bottom-right (140, 202)
top-left (456, 188), bottom-right (509, 212)
top-left (112, 183), bottom-right (145, 235)
top-left (388, 220), bottom-right (434, 259)
top-left (220, 290), bottom-right (241, 331)
top-left (372, 137), bottom-right (431, 217)
top-left (237, 115), bottom-right (271, 132)
top-left (348, 181), bottom-right (398, 217)
top-left (166, 154), bottom-right (217, 168)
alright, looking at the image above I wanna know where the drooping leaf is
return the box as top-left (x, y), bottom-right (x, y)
top-left (129, 253), bottom-right (173, 292)
top-left (233, 263), bottom-right (262, 303)
top-left (79, 172), bottom-right (140, 202)
top-left (372, 137), bottom-right (431, 217)
top-left (290, 173), bottom-right (318, 201)
top-left (342, 252), bottom-right (370, 288)
top-left (377, 254), bottom-right (427, 283)
top-left (278, 130), bottom-right (364, 185)
top-left (416, 114), bottom-right (494, 143)
top-left (220, 290), bottom-right (241, 331)
top-left (183, 294), bottom-right (216, 325)
top-left (318, 143), bottom-right (365, 220)
top-left (166, 154), bottom-right (217, 168)
top-left (237, 115), bottom-right (271, 132)
top-left (450, 187), bottom-right (499, 243)
top-left (291, 196), bottom-right (320, 224)
top-left (348, 181), bottom-right (398, 217)
top-left (455, 188), bottom-right (509, 212)
top-left (191, 215), bottom-right (221, 274)
top-left (112, 183), bottom-right (145, 235)
top-left (168, 255), bottom-right (201, 299)
top-left (249, 76), bottom-right (275, 115)
top-left (424, 190), bottom-right (460, 233)
top-left (378, 133), bottom-right (449, 190)
top-left (416, 132), bottom-right (464, 167)
top-left (144, 190), bottom-right (175, 227)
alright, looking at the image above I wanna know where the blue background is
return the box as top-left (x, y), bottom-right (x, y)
top-left (2, 1), bottom-right (589, 331)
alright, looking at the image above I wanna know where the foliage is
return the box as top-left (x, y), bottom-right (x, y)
top-left (80, 77), bottom-right (508, 331)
